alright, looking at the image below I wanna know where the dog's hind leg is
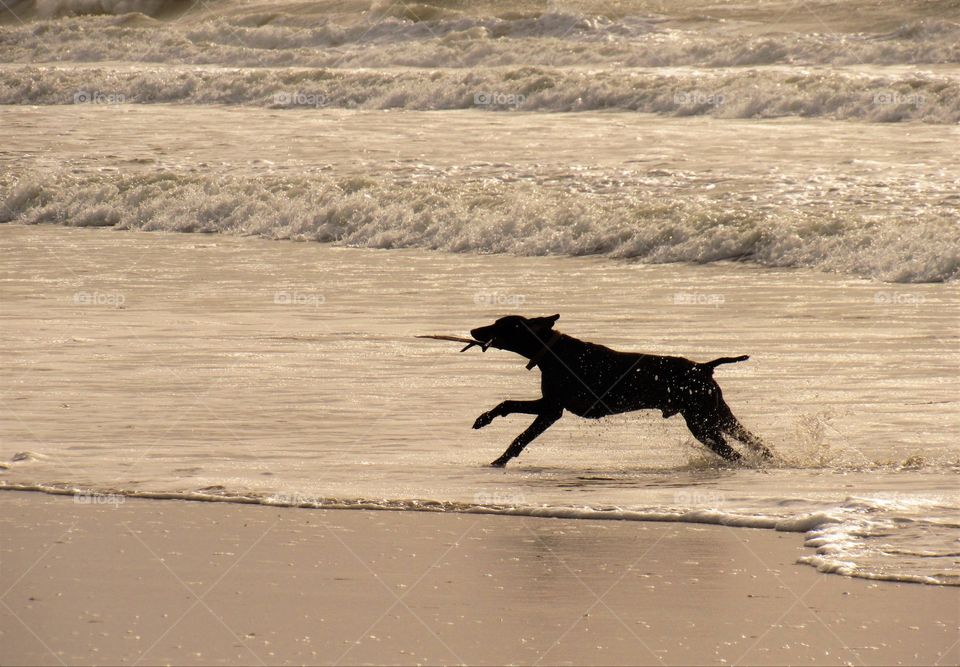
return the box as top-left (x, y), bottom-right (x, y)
top-left (683, 412), bottom-right (742, 462)
top-left (716, 404), bottom-right (772, 458)
top-left (491, 407), bottom-right (563, 468)
top-left (724, 420), bottom-right (771, 458)
top-left (474, 398), bottom-right (549, 429)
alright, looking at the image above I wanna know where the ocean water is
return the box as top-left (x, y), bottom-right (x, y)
top-left (1, 0), bottom-right (959, 587)
top-left (2, 225), bottom-right (958, 588)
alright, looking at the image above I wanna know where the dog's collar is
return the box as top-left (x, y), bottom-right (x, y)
top-left (525, 331), bottom-right (562, 371)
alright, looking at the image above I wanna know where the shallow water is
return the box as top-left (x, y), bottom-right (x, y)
top-left (1, 226), bottom-right (957, 586)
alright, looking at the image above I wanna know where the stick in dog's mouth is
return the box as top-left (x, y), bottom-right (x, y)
top-left (415, 334), bottom-right (491, 353)
top-left (468, 338), bottom-right (495, 352)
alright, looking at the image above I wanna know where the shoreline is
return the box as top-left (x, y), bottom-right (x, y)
top-left (2, 476), bottom-right (958, 589)
top-left (2, 491), bottom-right (957, 666)
top-left (0, 482), bottom-right (947, 590)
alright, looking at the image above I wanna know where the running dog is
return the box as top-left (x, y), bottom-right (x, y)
top-left (469, 314), bottom-right (771, 467)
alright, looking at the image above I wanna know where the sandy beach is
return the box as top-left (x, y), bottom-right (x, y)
top-left (1, 490), bottom-right (957, 666)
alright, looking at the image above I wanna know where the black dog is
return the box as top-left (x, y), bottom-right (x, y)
top-left (470, 314), bottom-right (771, 467)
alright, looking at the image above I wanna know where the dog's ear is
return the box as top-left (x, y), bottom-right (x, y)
top-left (531, 313), bottom-right (560, 329)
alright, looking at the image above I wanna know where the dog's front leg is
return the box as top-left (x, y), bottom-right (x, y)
top-left (490, 407), bottom-right (563, 468)
top-left (473, 398), bottom-right (548, 429)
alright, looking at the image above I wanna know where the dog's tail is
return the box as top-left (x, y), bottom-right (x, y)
top-left (700, 355), bottom-right (749, 372)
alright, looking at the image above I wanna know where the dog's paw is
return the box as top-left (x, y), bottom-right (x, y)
top-left (490, 458), bottom-right (509, 468)
top-left (473, 412), bottom-right (495, 429)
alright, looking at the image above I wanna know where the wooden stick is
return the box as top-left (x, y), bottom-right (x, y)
top-left (416, 334), bottom-right (486, 352)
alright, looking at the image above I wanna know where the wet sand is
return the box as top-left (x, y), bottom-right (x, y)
top-left (1, 490), bottom-right (956, 666)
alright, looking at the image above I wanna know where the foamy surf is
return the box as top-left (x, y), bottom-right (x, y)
top-left (4, 165), bottom-right (958, 283)
top-left (2, 65), bottom-right (958, 122)
top-left (2, 6), bottom-right (958, 69)
top-left (3, 0), bottom-right (958, 123)
top-left (3, 0), bottom-right (959, 283)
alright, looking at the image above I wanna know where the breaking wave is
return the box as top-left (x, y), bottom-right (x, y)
top-left (1, 8), bottom-right (958, 68)
top-left (3, 170), bottom-right (958, 283)
top-left (5, 0), bottom-right (192, 19)
top-left (2, 64), bottom-right (958, 122)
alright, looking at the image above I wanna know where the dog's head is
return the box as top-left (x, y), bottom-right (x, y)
top-left (470, 314), bottom-right (560, 358)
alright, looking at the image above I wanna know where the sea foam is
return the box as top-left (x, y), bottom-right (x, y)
top-left (2, 65), bottom-right (958, 123)
top-left (4, 170), bottom-right (958, 283)
top-left (2, 9), bottom-right (958, 68)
